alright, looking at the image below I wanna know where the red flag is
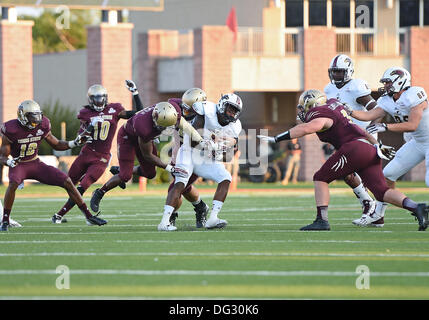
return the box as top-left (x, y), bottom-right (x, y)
top-left (226, 6), bottom-right (238, 42)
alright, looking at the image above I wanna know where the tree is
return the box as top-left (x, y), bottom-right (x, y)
top-left (20, 10), bottom-right (95, 54)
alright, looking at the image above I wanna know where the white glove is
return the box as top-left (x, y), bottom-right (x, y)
top-left (165, 164), bottom-right (188, 178)
top-left (125, 80), bottom-right (138, 95)
top-left (6, 157), bottom-right (20, 168)
top-left (375, 142), bottom-right (396, 160)
top-left (198, 139), bottom-right (219, 152)
top-left (90, 116), bottom-right (104, 126)
top-left (367, 123), bottom-right (388, 134)
top-left (257, 135), bottom-right (276, 143)
top-left (68, 134), bottom-right (93, 148)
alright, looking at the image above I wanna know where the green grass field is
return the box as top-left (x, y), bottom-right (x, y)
top-left (0, 182), bottom-right (428, 300)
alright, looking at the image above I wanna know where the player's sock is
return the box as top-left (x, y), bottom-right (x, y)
top-left (2, 209), bottom-right (11, 224)
top-left (162, 205), bottom-right (175, 225)
top-left (375, 200), bottom-right (388, 217)
top-left (316, 206), bottom-right (329, 221)
top-left (191, 197), bottom-right (201, 207)
top-left (58, 186), bottom-right (86, 217)
top-left (353, 183), bottom-right (373, 206)
top-left (210, 200), bottom-right (224, 220)
top-left (402, 197), bottom-right (418, 213)
top-left (99, 186), bottom-right (108, 194)
top-left (78, 203), bottom-right (93, 219)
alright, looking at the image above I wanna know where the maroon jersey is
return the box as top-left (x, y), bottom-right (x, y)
top-left (305, 98), bottom-right (367, 150)
top-left (78, 103), bottom-right (125, 155)
top-left (124, 103), bottom-right (182, 143)
top-left (1, 116), bottom-right (51, 161)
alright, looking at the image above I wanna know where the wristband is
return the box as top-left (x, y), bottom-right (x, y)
top-left (132, 91), bottom-right (139, 96)
top-left (68, 140), bottom-right (76, 148)
top-left (165, 164), bottom-right (173, 172)
top-left (274, 130), bottom-right (291, 143)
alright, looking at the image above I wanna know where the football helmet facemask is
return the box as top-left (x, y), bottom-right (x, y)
top-left (328, 54), bottom-right (354, 86)
top-left (297, 89), bottom-right (327, 122)
top-left (152, 102), bottom-right (179, 132)
top-left (379, 67), bottom-right (411, 97)
top-left (216, 93), bottom-right (243, 125)
top-left (17, 100), bottom-right (43, 129)
top-left (181, 88), bottom-right (207, 120)
top-left (87, 84), bottom-right (108, 112)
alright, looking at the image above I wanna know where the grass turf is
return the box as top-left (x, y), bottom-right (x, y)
top-left (0, 182), bottom-right (428, 299)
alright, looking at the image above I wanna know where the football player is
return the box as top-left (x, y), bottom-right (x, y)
top-left (324, 54), bottom-right (380, 224)
top-left (258, 90), bottom-right (428, 231)
top-left (110, 85), bottom-right (211, 228)
top-left (52, 84), bottom-right (144, 224)
top-left (159, 93), bottom-right (243, 231)
top-left (90, 101), bottom-right (212, 214)
top-left (0, 100), bottom-right (107, 231)
top-left (343, 67), bottom-right (429, 226)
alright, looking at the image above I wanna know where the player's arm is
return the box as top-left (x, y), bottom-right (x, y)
top-left (44, 131), bottom-right (90, 150)
top-left (118, 80), bottom-right (145, 119)
top-left (387, 101), bottom-right (427, 132)
top-left (356, 95), bottom-right (378, 111)
top-left (170, 129), bottom-right (181, 165)
top-left (346, 105), bottom-right (386, 121)
top-left (258, 117), bottom-right (333, 143)
top-left (0, 135), bottom-right (17, 167)
top-left (138, 137), bottom-right (188, 177)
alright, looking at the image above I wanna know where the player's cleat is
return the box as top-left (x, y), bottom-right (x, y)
top-left (194, 203), bottom-right (209, 228)
top-left (169, 212), bottom-right (178, 226)
top-left (110, 166), bottom-right (126, 189)
top-left (52, 214), bottom-right (67, 224)
top-left (90, 188), bottom-right (104, 213)
top-left (0, 222), bottom-right (9, 232)
top-left (412, 203), bottom-right (428, 231)
top-left (300, 218), bottom-right (330, 231)
top-left (157, 223), bottom-right (177, 231)
top-left (369, 217), bottom-right (384, 228)
top-left (352, 212), bottom-right (382, 227)
top-left (86, 215), bottom-right (107, 226)
top-left (205, 217), bottom-right (228, 229)
top-left (9, 218), bottom-right (22, 228)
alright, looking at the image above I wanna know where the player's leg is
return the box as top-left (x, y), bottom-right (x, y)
top-left (159, 145), bottom-right (193, 231)
top-left (344, 172), bottom-right (375, 218)
top-left (193, 162), bottom-right (232, 229)
top-left (91, 131), bottom-right (135, 213)
top-left (359, 163), bottom-right (428, 231)
top-left (54, 155), bottom-right (88, 223)
top-left (1, 163), bottom-right (28, 231)
top-left (34, 161), bottom-right (107, 226)
top-left (301, 141), bottom-right (374, 231)
top-left (182, 180), bottom-right (209, 228)
top-left (372, 140), bottom-right (425, 225)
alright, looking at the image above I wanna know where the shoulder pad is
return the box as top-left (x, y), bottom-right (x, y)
top-left (403, 87), bottom-right (427, 108)
top-left (349, 79), bottom-right (371, 98)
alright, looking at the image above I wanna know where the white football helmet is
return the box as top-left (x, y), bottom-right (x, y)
top-left (380, 67), bottom-right (411, 96)
top-left (216, 93), bottom-right (243, 125)
top-left (328, 54), bottom-right (354, 86)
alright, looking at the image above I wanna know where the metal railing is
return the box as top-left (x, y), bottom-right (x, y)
top-left (335, 28), bottom-right (375, 55)
top-left (233, 27), bottom-right (301, 56)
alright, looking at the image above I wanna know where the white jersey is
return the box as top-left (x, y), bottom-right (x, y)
top-left (377, 86), bottom-right (429, 145)
top-left (190, 101), bottom-right (242, 146)
top-left (324, 79), bottom-right (372, 128)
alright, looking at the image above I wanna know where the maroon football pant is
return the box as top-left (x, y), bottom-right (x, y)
top-left (117, 126), bottom-right (157, 182)
top-left (68, 148), bottom-right (111, 190)
top-left (313, 140), bottom-right (389, 201)
top-left (8, 158), bottom-right (68, 187)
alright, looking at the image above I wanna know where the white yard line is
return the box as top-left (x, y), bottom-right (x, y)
top-left (0, 269), bottom-right (427, 277)
top-left (0, 252), bottom-right (428, 258)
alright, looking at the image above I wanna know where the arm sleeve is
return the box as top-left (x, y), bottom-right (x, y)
top-left (133, 94), bottom-right (144, 111)
top-left (179, 117), bottom-right (203, 142)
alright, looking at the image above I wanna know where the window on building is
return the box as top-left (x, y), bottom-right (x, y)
top-left (332, 0), bottom-right (350, 27)
top-left (309, 0), bottom-right (327, 26)
top-left (424, 0), bottom-right (429, 25)
top-left (355, 0), bottom-right (374, 28)
top-left (286, 0), bottom-right (303, 27)
top-left (400, 0), bottom-right (420, 27)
